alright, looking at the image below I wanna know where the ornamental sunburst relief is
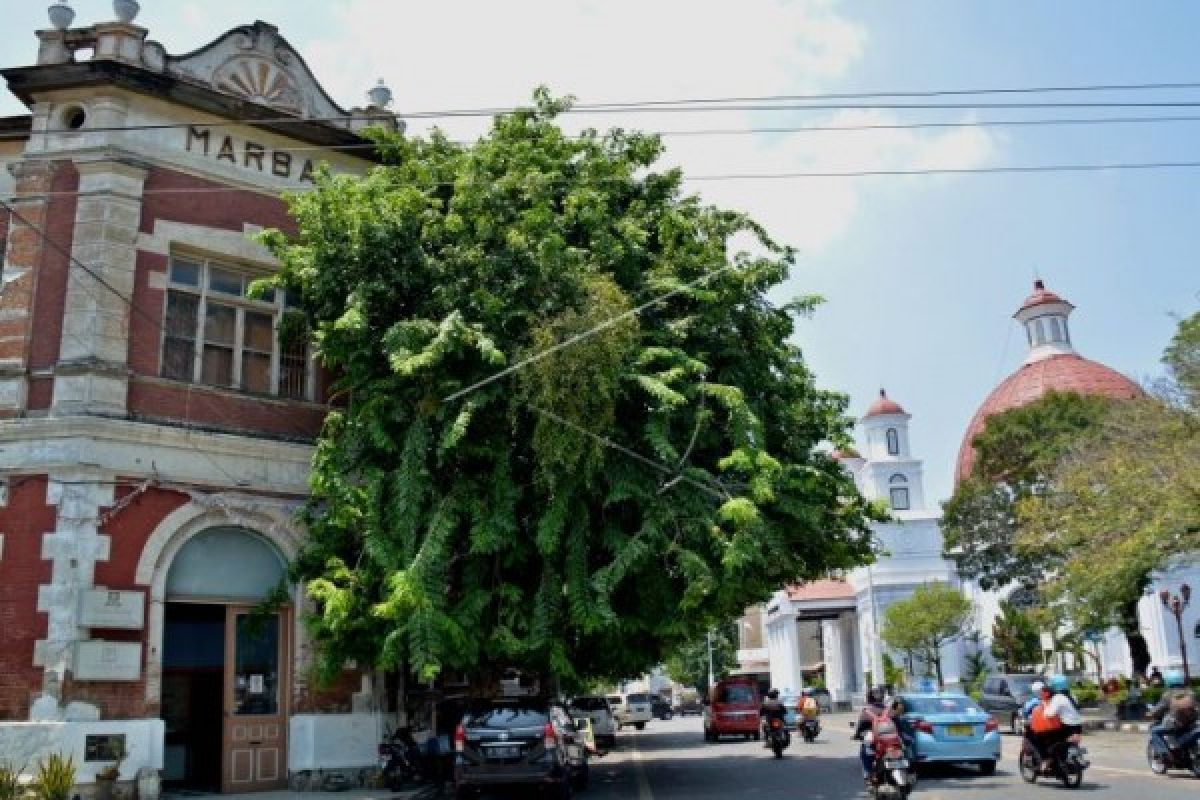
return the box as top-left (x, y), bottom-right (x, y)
top-left (213, 57), bottom-right (304, 115)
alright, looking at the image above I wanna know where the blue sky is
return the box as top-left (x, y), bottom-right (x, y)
top-left (2, 1), bottom-right (1195, 503)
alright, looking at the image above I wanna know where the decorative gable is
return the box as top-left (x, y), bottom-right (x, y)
top-left (166, 21), bottom-right (348, 122)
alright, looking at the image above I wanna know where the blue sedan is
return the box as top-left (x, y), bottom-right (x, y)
top-left (896, 693), bottom-right (1002, 775)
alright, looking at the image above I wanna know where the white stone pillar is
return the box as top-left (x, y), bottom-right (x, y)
top-left (821, 618), bottom-right (846, 704)
top-left (33, 470), bottom-right (115, 704)
top-left (53, 153), bottom-right (147, 415)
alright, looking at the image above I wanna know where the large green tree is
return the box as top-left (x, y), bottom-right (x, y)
top-left (942, 391), bottom-right (1114, 591)
top-left (880, 582), bottom-right (974, 689)
top-left (263, 92), bottom-right (878, 688)
top-left (990, 600), bottom-right (1041, 673)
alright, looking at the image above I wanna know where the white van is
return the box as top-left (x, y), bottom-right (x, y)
top-left (569, 695), bottom-right (618, 748)
top-left (615, 692), bottom-right (653, 730)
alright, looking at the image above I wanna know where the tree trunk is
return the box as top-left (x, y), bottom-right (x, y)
top-left (1119, 598), bottom-right (1151, 678)
top-left (932, 650), bottom-right (944, 690)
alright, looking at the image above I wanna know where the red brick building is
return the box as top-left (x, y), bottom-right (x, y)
top-left (0, 8), bottom-right (400, 793)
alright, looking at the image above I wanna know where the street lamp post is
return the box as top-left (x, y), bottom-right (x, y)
top-left (1160, 583), bottom-right (1192, 683)
top-left (707, 630), bottom-right (715, 689)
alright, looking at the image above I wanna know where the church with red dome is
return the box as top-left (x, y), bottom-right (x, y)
top-left (955, 279), bottom-right (1143, 483)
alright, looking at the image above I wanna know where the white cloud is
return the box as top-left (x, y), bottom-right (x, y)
top-left (304, 0), bottom-right (998, 254)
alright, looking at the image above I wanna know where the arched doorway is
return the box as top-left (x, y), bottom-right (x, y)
top-left (160, 527), bottom-right (291, 793)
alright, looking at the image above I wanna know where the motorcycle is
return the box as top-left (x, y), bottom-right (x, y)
top-left (1147, 723), bottom-right (1200, 778)
top-left (800, 716), bottom-right (821, 743)
top-left (1019, 733), bottom-right (1089, 788)
top-left (378, 726), bottom-right (426, 790)
top-left (859, 720), bottom-right (915, 798)
top-left (766, 717), bottom-right (791, 759)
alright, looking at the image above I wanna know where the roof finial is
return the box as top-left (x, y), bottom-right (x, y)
top-left (367, 78), bottom-right (393, 109)
top-left (1033, 278), bottom-right (1045, 291)
top-left (48, 2), bottom-right (75, 30)
top-left (879, 388), bottom-right (887, 398)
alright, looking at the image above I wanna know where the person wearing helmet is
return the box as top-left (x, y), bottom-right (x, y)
top-left (799, 687), bottom-right (820, 720)
top-left (760, 688), bottom-right (786, 745)
top-left (1149, 669), bottom-right (1198, 753)
top-left (853, 687), bottom-right (889, 779)
top-left (1033, 674), bottom-right (1083, 769)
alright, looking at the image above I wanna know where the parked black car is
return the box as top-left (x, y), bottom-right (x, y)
top-left (979, 673), bottom-right (1042, 734)
top-left (651, 696), bottom-right (674, 720)
top-left (453, 699), bottom-right (588, 800)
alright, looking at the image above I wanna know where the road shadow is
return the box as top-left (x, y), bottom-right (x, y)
top-left (916, 762), bottom-right (1112, 793)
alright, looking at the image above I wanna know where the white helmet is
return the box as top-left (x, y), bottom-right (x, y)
top-left (1030, 681), bottom-right (1045, 694)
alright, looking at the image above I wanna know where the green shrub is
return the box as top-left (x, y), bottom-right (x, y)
top-left (0, 761), bottom-right (26, 800)
top-left (33, 755), bottom-right (74, 800)
top-left (1142, 687), bottom-right (1164, 705)
top-left (969, 689), bottom-right (983, 703)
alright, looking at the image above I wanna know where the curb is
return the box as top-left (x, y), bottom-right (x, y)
top-left (1081, 718), bottom-right (1152, 734)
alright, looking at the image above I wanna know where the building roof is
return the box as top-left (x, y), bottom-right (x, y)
top-left (863, 389), bottom-right (906, 418)
top-left (954, 353), bottom-right (1142, 482)
top-left (831, 447), bottom-right (862, 461)
top-left (786, 579), bottom-right (855, 602)
top-left (1016, 279), bottom-right (1072, 314)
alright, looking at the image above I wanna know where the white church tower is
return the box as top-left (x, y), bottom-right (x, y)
top-left (846, 390), bottom-right (963, 692)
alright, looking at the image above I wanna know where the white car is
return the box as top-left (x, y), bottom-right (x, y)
top-left (568, 695), bottom-right (618, 748)
top-left (615, 692), bottom-right (653, 730)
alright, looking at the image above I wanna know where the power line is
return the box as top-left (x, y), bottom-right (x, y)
top-left (443, 264), bottom-right (738, 403)
top-left (6, 158), bottom-right (1200, 203)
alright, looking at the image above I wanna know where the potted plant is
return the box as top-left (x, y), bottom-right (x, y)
top-left (0, 760), bottom-right (26, 800)
top-left (33, 754), bottom-right (74, 800)
top-left (94, 748), bottom-right (123, 800)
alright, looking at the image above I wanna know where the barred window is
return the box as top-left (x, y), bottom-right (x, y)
top-left (886, 428), bottom-right (900, 456)
top-left (890, 487), bottom-right (910, 511)
top-left (161, 256), bottom-right (311, 400)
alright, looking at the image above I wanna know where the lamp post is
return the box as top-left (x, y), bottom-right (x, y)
top-left (1160, 583), bottom-right (1192, 683)
top-left (707, 630), bottom-right (715, 689)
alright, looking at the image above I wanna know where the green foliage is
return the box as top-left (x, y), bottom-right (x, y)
top-left (881, 583), bottom-right (974, 689)
top-left (990, 600), bottom-right (1041, 673)
top-left (664, 627), bottom-right (737, 695)
top-left (881, 653), bottom-right (904, 689)
top-left (263, 90), bottom-right (878, 688)
top-left (33, 755), bottom-right (73, 800)
top-left (1164, 310), bottom-right (1200, 407)
top-left (0, 761), bottom-right (25, 800)
top-left (942, 391), bottom-right (1113, 591)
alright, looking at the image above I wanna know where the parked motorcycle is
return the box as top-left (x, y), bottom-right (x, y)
top-left (378, 726), bottom-right (426, 790)
top-left (766, 717), bottom-right (791, 759)
top-left (1147, 723), bottom-right (1200, 778)
top-left (1019, 733), bottom-right (1089, 788)
top-left (800, 716), bottom-right (821, 743)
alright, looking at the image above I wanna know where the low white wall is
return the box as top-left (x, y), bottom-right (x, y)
top-left (0, 719), bottom-right (164, 783)
top-left (289, 712), bottom-right (395, 771)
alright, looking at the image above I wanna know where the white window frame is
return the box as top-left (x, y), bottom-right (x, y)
top-left (889, 486), bottom-right (910, 510)
top-left (886, 428), bottom-right (900, 456)
top-left (160, 253), bottom-right (313, 401)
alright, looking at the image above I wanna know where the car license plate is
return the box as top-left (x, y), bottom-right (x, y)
top-left (885, 758), bottom-right (908, 769)
top-left (947, 724), bottom-right (974, 737)
top-left (484, 745), bottom-right (521, 759)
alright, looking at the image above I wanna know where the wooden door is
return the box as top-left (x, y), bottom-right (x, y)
top-left (221, 606), bottom-right (289, 793)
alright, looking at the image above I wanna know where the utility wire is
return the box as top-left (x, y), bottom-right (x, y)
top-left (444, 264), bottom-right (737, 403)
top-left (7, 159), bottom-right (1200, 203)
top-left (16, 78), bottom-right (1200, 135)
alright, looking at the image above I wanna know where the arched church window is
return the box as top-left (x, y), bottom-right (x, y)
top-left (886, 428), bottom-right (900, 455)
top-left (889, 473), bottom-right (908, 484)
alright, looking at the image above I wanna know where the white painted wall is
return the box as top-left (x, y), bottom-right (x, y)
top-left (0, 718), bottom-right (163, 783)
top-left (289, 712), bottom-right (397, 771)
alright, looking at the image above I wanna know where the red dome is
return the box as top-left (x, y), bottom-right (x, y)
top-left (955, 354), bottom-right (1142, 483)
top-left (864, 389), bottom-right (906, 418)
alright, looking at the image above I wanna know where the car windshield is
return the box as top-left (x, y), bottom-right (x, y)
top-left (570, 697), bottom-right (609, 711)
top-left (607, 696), bottom-right (622, 705)
top-left (902, 696), bottom-right (981, 715)
top-left (1008, 677), bottom-right (1037, 694)
top-left (717, 685), bottom-right (755, 704)
top-left (627, 693), bottom-right (653, 703)
top-left (465, 706), bottom-right (549, 728)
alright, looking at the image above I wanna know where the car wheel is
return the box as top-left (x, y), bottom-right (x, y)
top-left (453, 787), bottom-right (476, 800)
top-left (752, 731), bottom-right (761, 741)
top-left (1147, 742), bottom-right (1168, 775)
top-left (572, 762), bottom-right (590, 791)
top-left (979, 760), bottom-right (997, 776)
top-left (635, 722), bottom-right (646, 731)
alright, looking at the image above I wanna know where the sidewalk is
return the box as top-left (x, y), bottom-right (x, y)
top-left (165, 788), bottom-right (442, 800)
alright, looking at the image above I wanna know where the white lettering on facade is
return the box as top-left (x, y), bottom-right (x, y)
top-left (185, 126), bottom-right (316, 183)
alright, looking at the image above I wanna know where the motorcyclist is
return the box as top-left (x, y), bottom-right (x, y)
top-left (1030, 674), bottom-right (1083, 769)
top-left (799, 687), bottom-right (821, 720)
top-left (853, 686), bottom-right (889, 780)
top-left (760, 688), bottom-right (787, 744)
top-left (1149, 668), bottom-right (1199, 753)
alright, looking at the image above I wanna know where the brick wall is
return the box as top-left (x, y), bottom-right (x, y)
top-left (126, 165), bottom-right (328, 440)
top-left (0, 476), bottom-right (55, 719)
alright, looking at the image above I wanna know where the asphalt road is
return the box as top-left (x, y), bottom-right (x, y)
top-left (557, 713), bottom-right (1200, 800)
